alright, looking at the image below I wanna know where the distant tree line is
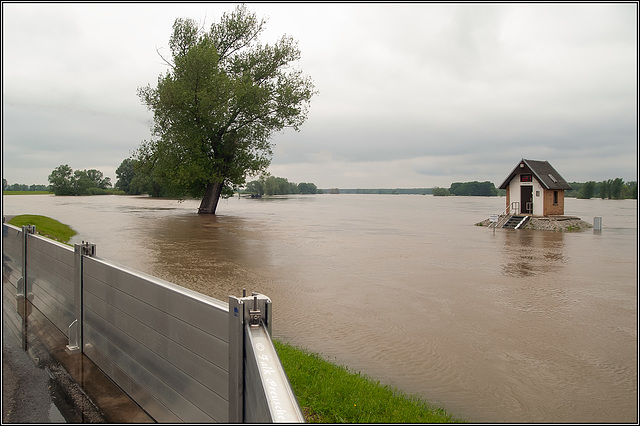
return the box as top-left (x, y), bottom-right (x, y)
top-left (244, 176), bottom-right (319, 196)
top-left (566, 179), bottom-right (637, 200)
top-left (431, 179), bottom-right (637, 199)
top-left (48, 165), bottom-right (115, 196)
top-left (433, 181), bottom-right (499, 196)
top-left (328, 188), bottom-right (433, 195)
top-left (432, 187), bottom-right (451, 196)
top-left (3, 179), bottom-right (49, 192)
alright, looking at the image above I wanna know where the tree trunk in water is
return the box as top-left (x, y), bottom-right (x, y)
top-left (198, 182), bottom-right (224, 214)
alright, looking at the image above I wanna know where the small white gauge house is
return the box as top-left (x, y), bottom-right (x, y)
top-left (498, 159), bottom-right (572, 216)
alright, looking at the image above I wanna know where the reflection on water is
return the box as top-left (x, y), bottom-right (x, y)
top-left (491, 230), bottom-right (572, 318)
top-left (500, 230), bottom-right (566, 277)
top-left (142, 214), bottom-right (272, 299)
top-left (2, 194), bottom-right (637, 423)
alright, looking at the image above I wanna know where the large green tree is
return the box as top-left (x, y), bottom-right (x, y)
top-left (136, 5), bottom-right (315, 214)
top-left (48, 164), bottom-right (75, 195)
top-left (115, 158), bottom-right (136, 194)
top-left (48, 165), bottom-right (111, 195)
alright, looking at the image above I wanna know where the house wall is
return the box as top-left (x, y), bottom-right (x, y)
top-left (506, 174), bottom-right (544, 215)
top-left (542, 188), bottom-right (565, 215)
top-left (505, 184), bottom-right (510, 211)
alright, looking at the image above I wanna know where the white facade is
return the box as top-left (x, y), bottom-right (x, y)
top-left (508, 173), bottom-right (544, 216)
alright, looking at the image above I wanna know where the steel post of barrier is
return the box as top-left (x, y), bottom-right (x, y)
top-left (229, 291), bottom-right (272, 422)
top-left (66, 242), bottom-right (95, 354)
top-left (229, 290), bottom-right (295, 423)
top-left (17, 225), bottom-right (36, 350)
top-left (228, 294), bottom-right (245, 423)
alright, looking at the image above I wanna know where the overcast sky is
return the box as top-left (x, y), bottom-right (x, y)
top-left (2, 2), bottom-right (638, 189)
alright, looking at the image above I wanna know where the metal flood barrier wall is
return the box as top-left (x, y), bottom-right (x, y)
top-left (2, 223), bottom-right (24, 348)
top-left (2, 222), bottom-right (304, 423)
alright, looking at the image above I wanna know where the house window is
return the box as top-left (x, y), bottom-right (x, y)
top-left (553, 191), bottom-right (558, 205)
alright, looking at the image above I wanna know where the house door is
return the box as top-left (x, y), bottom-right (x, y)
top-left (521, 186), bottom-right (533, 214)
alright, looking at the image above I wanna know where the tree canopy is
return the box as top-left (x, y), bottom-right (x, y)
top-left (48, 165), bottom-right (112, 195)
top-left (244, 176), bottom-right (318, 196)
top-left (448, 181), bottom-right (498, 196)
top-left (567, 179), bottom-right (637, 199)
top-left (136, 5), bottom-right (315, 214)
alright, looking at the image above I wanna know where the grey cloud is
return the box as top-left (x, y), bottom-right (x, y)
top-left (3, 102), bottom-right (148, 183)
top-left (2, 3), bottom-right (637, 189)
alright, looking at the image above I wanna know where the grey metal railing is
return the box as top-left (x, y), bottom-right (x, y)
top-left (525, 201), bottom-right (534, 215)
top-left (490, 202), bottom-right (521, 230)
top-left (2, 222), bottom-right (303, 423)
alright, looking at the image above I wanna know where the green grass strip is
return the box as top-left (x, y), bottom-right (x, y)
top-left (7, 214), bottom-right (77, 244)
top-left (274, 340), bottom-right (462, 423)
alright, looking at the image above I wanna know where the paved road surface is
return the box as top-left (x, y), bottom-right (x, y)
top-left (2, 324), bottom-right (65, 423)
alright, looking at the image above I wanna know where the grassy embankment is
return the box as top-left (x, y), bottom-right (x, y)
top-left (7, 214), bottom-right (77, 244)
top-left (274, 340), bottom-right (460, 423)
top-left (4, 213), bottom-right (460, 423)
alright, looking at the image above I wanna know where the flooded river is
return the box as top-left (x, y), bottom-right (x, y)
top-left (2, 194), bottom-right (637, 422)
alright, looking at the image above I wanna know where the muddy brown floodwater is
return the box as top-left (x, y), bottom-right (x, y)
top-left (2, 194), bottom-right (637, 423)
